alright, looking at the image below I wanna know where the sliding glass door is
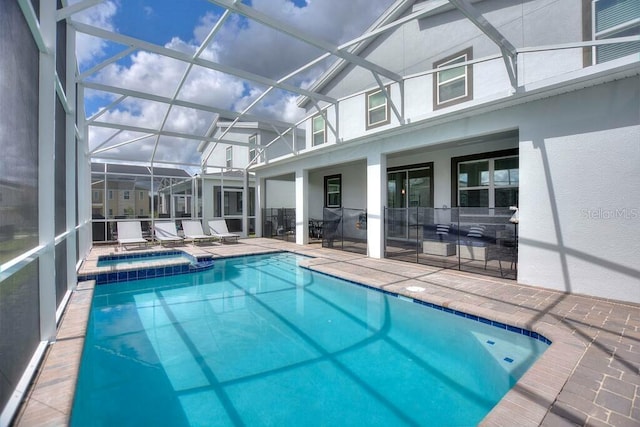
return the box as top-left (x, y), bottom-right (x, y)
top-left (387, 164), bottom-right (433, 239)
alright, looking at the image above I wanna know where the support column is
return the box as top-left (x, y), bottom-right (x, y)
top-left (65, 20), bottom-right (77, 297)
top-left (295, 169), bottom-right (309, 245)
top-left (256, 176), bottom-right (265, 237)
top-left (76, 84), bottom-right (91, 259)
top-left (38, 0), bottom-right (57, 341)
top-left (367, 152), bottom-right (387, 259)
top-left (201, 173), bottom-right (213, 224)
top-left (242, 170), bottom-right (249, 237)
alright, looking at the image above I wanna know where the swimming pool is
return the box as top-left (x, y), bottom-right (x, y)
top-left (71, 252), bottom-right (549, 426)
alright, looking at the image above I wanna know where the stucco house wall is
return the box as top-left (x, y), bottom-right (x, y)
top-left (252, 0), bottom-right (640, 303)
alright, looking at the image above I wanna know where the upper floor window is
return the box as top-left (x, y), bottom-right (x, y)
top-left (324, 174), bottom-right (342, 208)
top-left (434, 48), bottom-right (473, 109)
top-left (591, 0), bottom-right (640, 64)
top-left (366, 87), bottom-right (390, 129)
top-left (108, 190), bottom-right (113, 200)
top-left (139, 191), bottom-right (144, 200)
top-left (455, 152), bottom-right (518, 209)
top-left (92, 191), bottom-right (99, 201)
top-left (226, 146), bottom-right (233, 168)
top-left (312, 114), bottom-right (326, 146)
top-left (249, 134), bottom-right (257, 163)
top-left (123, 191), bottom-right (130, 200)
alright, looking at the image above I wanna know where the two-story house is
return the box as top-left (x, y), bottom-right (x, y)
top-left (198, 121), bottom-right (305, 236)
top-left (250, 0), bottom-right (640, 303)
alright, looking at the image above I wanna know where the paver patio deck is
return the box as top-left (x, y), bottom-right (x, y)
top-left (13, 238), bottom-right (640, 426)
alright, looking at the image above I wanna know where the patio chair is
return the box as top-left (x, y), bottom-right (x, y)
top-left (182, 220), bottom-right (216, 245)
top-left (487, 228), bottom-right (518, 278)
top-left (208, 219), bottom-right (239, 243)
top-left (116, 221), bottom-right (148, 250)
top-left (153, 221), bottom-right (184, 246)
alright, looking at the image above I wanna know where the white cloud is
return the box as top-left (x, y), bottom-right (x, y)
top-left (253, 0), bottom-right (392, 43)
top-left (193, 0), bottom-right (395, 105)
top-left (83, 0), bottom-right (395, 166)
top-left (73, 0), bottom-right (119, 65)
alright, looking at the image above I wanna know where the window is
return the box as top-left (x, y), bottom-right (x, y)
top-left (92, 191), bottom-right (99, 201)
top-left (139, 191), bottom-right (144, 200)
top-left (366, 87), bottom-right (390, 129)
top-left (453, 151), bottom-right (518, 208)
top-left (324, 174), bottom-right (341, 208)
top-left (434, 48), bottom-right (473, 109)
top-left (312, 114), bottom-right (326, 146)
top-left (249, 134), bottom-right (257, 163)
top-left (123, 191), bottom-right (130, 200)
top-left (226, 146), bottom-right (233, 168)
top-left (591, 0), bottom-right (640, 64)
top-left (108, 190), bottom-right (113, 200)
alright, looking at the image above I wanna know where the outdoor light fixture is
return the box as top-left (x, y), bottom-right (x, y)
top-left (509, 206), bottom-right (519, 224)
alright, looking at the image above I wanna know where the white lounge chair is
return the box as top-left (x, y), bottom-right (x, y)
top-left (182, 220), bottom-right (216, 245)
top-left (153, 221), bottom-right (184, 245)
top-left (208, 219), bottom-right (239, 243)
top-left (117, 221), bottom-right (148, 250)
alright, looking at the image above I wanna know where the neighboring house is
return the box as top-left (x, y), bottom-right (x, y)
top-left (91, 183), bottom-right (150, 219)
top-left (198, 121), bottom-right (305, 235)
top-left (199, 121), bottom-right (305, 171)
top-left (251, 0), bottom-right (640, 303)
top-left (90, 163), bottom-right (193, 241)
top-left (198, 170), bottom-right (256, 234)
top-left (91, 163), bottom-right (168, 219)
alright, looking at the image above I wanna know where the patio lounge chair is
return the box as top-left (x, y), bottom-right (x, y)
top-left (182, 220), bottom-right (216, 245)
top-left (153, 221), bottom-right (184, 245)
top-left (208, 219), bottom-right (239, 243)
top-left (117, 221), bottom-right (148, 250)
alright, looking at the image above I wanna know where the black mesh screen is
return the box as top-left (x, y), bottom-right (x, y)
top-left (0, 261), bottom-right (40, 414)
top-left (55, 97), bottom-right (67, 235)
top-left (0, 0), bottom-right (42, 415)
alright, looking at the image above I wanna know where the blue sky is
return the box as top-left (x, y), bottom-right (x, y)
top-left (114, 1), bottom-right (217, 46)
top-left (75, 0), bottom-right (395, 165)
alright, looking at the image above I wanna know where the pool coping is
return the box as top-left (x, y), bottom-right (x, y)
top-left (13, 279), bottom-right (95, 426)
top-left (13, 241), bottom-right (627, 426)
top-left (296, 257), bottom-right (584, 426)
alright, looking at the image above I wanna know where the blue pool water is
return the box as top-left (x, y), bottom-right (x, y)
top-left (97, 250), bottom-right (194, 267)
top-left (71, 253), bottom-right (549, 426)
